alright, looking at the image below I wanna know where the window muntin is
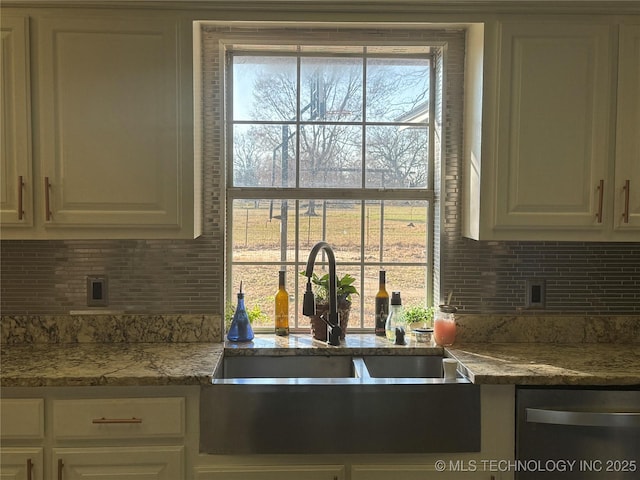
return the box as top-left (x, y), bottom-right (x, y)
top-left (227, 43), bottom-right (434, 331)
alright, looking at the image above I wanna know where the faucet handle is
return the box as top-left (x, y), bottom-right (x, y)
top-left (302, 282), bottom-right (316, 316)
top-left (327, 324), bottom-right (342, 346)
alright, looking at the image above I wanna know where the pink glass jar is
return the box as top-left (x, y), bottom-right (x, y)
top-left (433, 304), bottom-right (457, 346)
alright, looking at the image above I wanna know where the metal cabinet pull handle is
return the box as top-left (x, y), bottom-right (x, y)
top-left (27, 458), bottom-right (33, 480)
top-left (18, 176), bottom-right (25, 220)
top-left (58, 458), bottom-right (64, 480)
top-left (623, 179), bottom-right (630, 224)
top-left (526, 407), bottom-right (640, 428)
top-left (92, 417), bottom-right (143, 424)
top-left (44, 176), bottom-right (52, 221)
top-left (596, 179), bottom-right (604, 223)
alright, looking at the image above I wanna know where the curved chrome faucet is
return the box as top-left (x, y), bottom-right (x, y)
top-left (302, 241), bottom-right (342, 346)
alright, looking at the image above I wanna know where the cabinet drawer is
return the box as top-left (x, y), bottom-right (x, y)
top-left (0, 399), bottom-right (45, 440)
top-left (53, 397), bottom-right (184, 440)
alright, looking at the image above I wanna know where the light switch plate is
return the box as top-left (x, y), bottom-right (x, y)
top-left (525, 279), bottom-right (546, 309)
top-left (87, 276), bottom-right (108, 307)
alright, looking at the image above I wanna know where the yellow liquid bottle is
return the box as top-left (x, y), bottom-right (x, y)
top-left (375, 270), bottom-right (389, 336)
top-left (275, 270), bottom-right (289, 336)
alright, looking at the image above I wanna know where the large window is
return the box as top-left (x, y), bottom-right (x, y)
top-left (226, 43), bottom-right (435, 330)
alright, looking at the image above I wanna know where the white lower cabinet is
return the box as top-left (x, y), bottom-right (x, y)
top-left (352, 465), bottom-right (499, 480)
top-left (0, 399), bottom-right (45, 480)
top-left (51, 397), bottom-right (185, 480)
top-left (0, 392), bottom-right (187, 480)
top-left (52, 446), bottom-right (183, 480)
top-left (194, 465), bottom-right (345, 480)
top-left (0, 448), bottom-right (44, 480)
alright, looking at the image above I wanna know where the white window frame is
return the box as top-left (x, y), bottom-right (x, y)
top-left (222, 32), bottom-right (439, 331)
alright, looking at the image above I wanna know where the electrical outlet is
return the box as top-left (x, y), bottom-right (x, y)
top-left (87, 276), bottom-right (108, 307)
top-left (525, 279), bottom-right (546, 309)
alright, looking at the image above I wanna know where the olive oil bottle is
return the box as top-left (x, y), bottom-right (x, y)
top-left (275, 270), bottom-right (290, 336)
top-left (375, 270), bottom-right (389, 336)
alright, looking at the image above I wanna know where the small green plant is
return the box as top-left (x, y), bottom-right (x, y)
top-left (300, 271), bottom-right (359, 304)
top-left (224, 303), bottom-right (269, 329)
top-left (403, 305), bottom-right (435, 327)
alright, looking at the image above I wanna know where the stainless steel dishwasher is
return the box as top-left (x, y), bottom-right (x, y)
top-left (516, 387), bottom-right (640, 479)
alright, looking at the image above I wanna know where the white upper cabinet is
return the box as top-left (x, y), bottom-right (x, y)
top-left (0, 15), bottom-right (32, 229)
top-left (494, 22), bottom-right (612, 232)
top-left (615, 24), bottom-right (640, 231)
top-left (0, 13), bottom-right (200, 239)
top-left (466, 18), bottom-right (640, 241)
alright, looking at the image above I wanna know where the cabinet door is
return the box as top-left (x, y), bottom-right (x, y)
top-left (0, 15), bottom-right (32, 228)
top-left (493, 22), bottom-right (612, 233)
top-left (351, 465), bottom-right (497, 480)
top-left (0, 448), bottom-right (44, 480)
top-left (35, 16), bottom-right (196, 238)
top-left (615, 24), bottom-right (640, 232)
top-left (193, 465), bottom-right (345, 480)
top-left (53, 446), bottom-right (183, 480)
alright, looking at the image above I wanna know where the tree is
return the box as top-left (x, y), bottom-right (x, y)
top-left (232, 53), bottom-right (430, 196)
top-left (366, 125), bottom-right (428, 188)
top-left (233, 126), bottom-right (266, 187)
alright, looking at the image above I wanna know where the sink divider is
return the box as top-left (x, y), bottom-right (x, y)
top-left (351, 357), bottom-right (371, 379)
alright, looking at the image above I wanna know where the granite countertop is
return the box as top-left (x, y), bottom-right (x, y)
top-left (447, 343), bottom-right (640, 386)
top-left (2, 333), bottom-right (639, 387)
top-left (0, 342), bottom-right (225, 387)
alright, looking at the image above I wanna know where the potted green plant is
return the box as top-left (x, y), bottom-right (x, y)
top-left (403, 305), bottom-right (435, 331)
top-left (301, 271), bottom-right (358, 340)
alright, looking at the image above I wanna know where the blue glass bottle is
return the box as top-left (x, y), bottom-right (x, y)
top-left (227, 285), bottom-right (254, 342)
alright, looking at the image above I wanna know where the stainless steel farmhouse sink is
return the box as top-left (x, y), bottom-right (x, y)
top-left (200, 354), bottom-right (480, 455)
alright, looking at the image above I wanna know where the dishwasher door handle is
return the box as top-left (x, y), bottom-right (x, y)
top-left (526, 408), bottom-right (640, 428)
